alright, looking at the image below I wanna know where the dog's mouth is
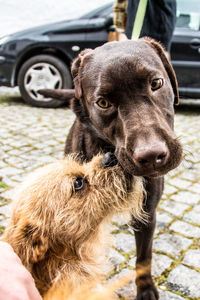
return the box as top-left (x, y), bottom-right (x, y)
top-left (101, 152), bottom-right (134, 190)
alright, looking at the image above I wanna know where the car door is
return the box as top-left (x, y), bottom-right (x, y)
top-left (48, 18), bottom-right (91, 60)
top-left (85, 4), bottom-right (113, 49)
top-left (171, 0), bottom-right (200, 98)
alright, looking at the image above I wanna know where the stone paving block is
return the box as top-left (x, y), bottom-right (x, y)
top-left (151, 253), bottom-right (172, 277)
top-left (167, 178), bottom-right (191, 189)
top-left (5, 156), bottom-right (26, 165)
top-left (0, 161), bottom-right (6, 168)
top-left (189, 183), bottom-right (200, 193)
top-left (1, 176), bottom-right (17, 187)
top-left (107, 223), bottom-right (119, 234)
top-left (171, 191), bottom-right (200, 205)
top-left (0, 152), bottom-right (9, 160)
top-left (153, 233), bottom-right (193, 257)
top-left (183, 206), bottom-right (200, 225)
top-left (113, 233), bottom-right (136, 253)
top-left (128, 255), bottom-right (136, 268)
top-left (10, 173), bottom-right (27, 182)
top-left (181, 168), bottom-right (200, 181)
top-left (182, 249), bottom-right (200, 269)
top-left (112, 214), bottom-right (131, 226)
top-left (0, 167), bottom-right (21, 177)
top-left (158, 290), bottom-right (186, 300)
top-left (6, 160), bottom-right (34, 171)
top-left (0, 217), bottom-right (9, 228)
top-left (109, 269), bottom-right (136, 299)
top-left (107, 247), bottom-right (126, 268)
top-left (159, 200), bottom-right (189, 217)
top-left (156, 211), bottom-right (173, 230)
top-left (167, 264), bottom-right (200, 298)
top-left (0, 202), bottom-right (12, 217)
top-left (163, 184), bottom-right (177, 195)
top-left (0, 214), bottom-right (5, 222)
top-left (170, 220), bottom-right (200, 238)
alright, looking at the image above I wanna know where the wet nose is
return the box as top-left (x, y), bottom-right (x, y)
top-left (133, 143), bottom-right (169, 169)
top-left (102, 152), bottom-right (118, 168)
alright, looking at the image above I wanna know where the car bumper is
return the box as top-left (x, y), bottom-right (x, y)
top-left (0, 55), bottom-right (15, 87)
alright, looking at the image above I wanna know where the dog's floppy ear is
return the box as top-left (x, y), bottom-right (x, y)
top-left (144, 37), bottom-right (179, 105)
top-left (3, 221), bottom-right (49, 265)
top-left (71, 48), bottom-right (93, 99)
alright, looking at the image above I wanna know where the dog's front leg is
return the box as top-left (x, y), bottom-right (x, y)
top-left (134, 213), bottom-right (158, 300)
top-left (133, 177), bottom-right (164, 300)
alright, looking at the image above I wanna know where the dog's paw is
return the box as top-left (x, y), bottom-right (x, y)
top-left (136, 285), bottom-right (159, 300)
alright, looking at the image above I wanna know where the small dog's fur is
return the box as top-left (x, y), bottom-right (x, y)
top-left (44, 274), bottom-right (134, 300)
top-left (2, 154), bottom-right (145, 297)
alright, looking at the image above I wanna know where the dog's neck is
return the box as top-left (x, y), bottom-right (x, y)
top-left (65, 118), bottom-right (115, 159)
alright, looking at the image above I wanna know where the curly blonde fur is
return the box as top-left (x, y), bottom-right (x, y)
top-left (2, 154), bottom-right (146, 297)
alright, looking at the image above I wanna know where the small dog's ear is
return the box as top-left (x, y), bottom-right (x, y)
top-left (30, 236), bottom-right (48, 263)
top-left (5, 222), bottom-right (49, 265)
top-left (143, 37), bottom-right (179, 105)
top-left (23, 223), bottom-right (49, 263)
top-left (71, 49), bottom-right (93, 99)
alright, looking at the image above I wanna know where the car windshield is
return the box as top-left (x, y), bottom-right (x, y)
top-left (176, 0), bottom-right (200, 30)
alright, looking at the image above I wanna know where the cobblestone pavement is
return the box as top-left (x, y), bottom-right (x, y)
top-left (0, 92), bottom-right (200, 300)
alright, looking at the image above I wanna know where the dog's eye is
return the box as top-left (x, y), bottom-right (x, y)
top-left (96, 99), bottom-right (111, 109)
top-left (73, 177), bottom-right (84, 191)
top-left (151, 78), bottom-right (163, 91)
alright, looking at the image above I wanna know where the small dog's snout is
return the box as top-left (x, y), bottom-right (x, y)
top-left (102, 152), bottom-right (118, 168)
top-left (133, 143), bottom-right (169, 170)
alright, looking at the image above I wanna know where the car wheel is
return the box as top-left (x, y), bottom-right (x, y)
top-left (18, 54), bottom-right (72, 108)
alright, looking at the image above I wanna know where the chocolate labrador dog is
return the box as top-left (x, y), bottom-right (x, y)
top-left (39, 38), bottom-right (182, 300)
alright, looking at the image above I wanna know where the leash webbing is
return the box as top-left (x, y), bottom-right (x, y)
top-left (131, 0), bottom-right (148, 40)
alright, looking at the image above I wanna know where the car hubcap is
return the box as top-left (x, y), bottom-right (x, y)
top-left (24, 62), bottom-right (62, 101)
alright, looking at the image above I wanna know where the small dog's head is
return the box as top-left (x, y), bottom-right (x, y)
top-left (9, 154), bottom-right (144, 254)
top-left (2, 154), bottom-right (145, 295)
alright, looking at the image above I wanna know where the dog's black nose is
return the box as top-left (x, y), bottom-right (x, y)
top-left (102, 152), bottom-right (118, 168)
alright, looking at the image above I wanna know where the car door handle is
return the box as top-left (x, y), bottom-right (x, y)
top-left (190, 38), bottom-right (200, 48)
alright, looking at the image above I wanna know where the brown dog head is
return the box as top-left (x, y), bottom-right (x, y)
top-left (39, 39), bottom-right (182, 177)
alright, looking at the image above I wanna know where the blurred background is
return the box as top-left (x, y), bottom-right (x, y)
top-left (0, 0), bottom-right (110, 37)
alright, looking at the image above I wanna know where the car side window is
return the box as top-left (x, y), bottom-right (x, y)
top-left (176, 0), bottom-right (200, 31)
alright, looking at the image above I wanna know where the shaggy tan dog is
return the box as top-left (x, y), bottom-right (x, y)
top-left (2, 154), bottom-right (145, 298)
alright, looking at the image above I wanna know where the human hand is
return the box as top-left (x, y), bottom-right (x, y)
top-left (0, 241), bottom-right (42, 300)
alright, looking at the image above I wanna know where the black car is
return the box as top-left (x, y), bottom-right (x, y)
top-left (0, 0), bottom-right (199, 108)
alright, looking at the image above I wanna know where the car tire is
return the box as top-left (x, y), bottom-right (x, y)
top-left (18, 54), bottom-right (72, 108)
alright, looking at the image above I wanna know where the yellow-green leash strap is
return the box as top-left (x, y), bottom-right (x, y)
top-left (131, 0), bottom-right (148, 40)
